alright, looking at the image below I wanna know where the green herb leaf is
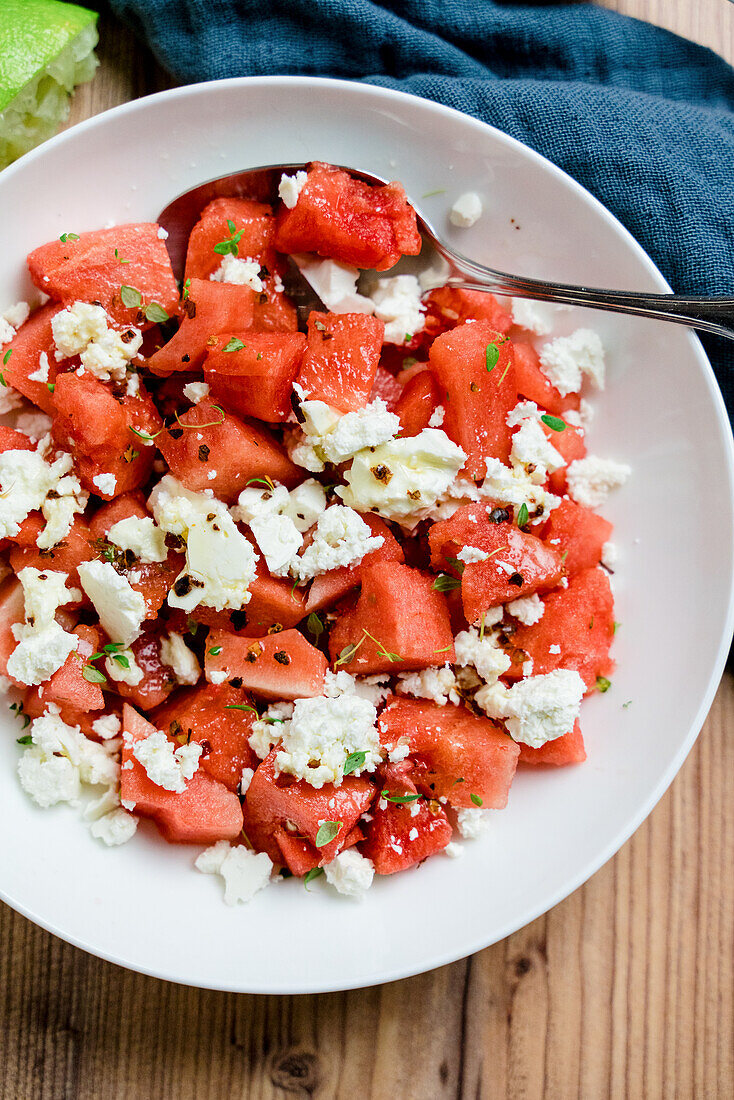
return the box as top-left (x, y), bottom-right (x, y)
top-left (314, 820), bottom-right (342, 847)
top-left (3, 347), bottom-right (12, 365)
top-left (16, 734), bottom-right (33, 745)
top-left (343, 750), bottom-right (366, 776)
top-left (182, 277), bottom-right (192, 299)
top-left (303, 866), bottom-right (324, 888)
top-left (470, 793), bottom-right (483, 807)
top-left (613, 621), bottom-right (621, 635)
top-left (335, 642), bottom-right (361, 667)
top-left (432, 573), bottom-right (461, 592)
top-left (245, 476), bottom-right (275, 491)
top-left (223, 337), bottom-right (246, 353)
top-left (111, 653), bottom-right (130, 669)
top-left (306, 612), bottom-right (323, 640)
top-left (622, 700), bottom-right (632, 709)
top-left (82, 665), bottom-right (107, 685)
top-left (129, 425), bottom-right (163, 442)
top-left (208, 646), bottom-right (223, 656)
top-left (224, 704), bottom-right (258, 714)
top-left (59, 232), bottom-right (79, 243)
top-left (114, 248), bottom-right (130, 264)
top-left (540, 413), bottom-right (566, 432)
top-left (422, 188), bottom-right (447, 198)
top-left (102, 642), bottom-right (123, 653)
top-left (596, 676), bottom-right (612, 693)
top-left (485, 343), bottom-right (500, 372)
top-left (187, 618), bottom-right (200, 636)
top-left (382, 790), bottom-right (421, 804)
top-left (213, 224), bottom-right (244, 256)
top-left (120, 285), bottom-right (142, 308)
top-left (445, 556), bottom-right (465, 576)
top-left (517, 503), bottom-right (529, 527)
top-left (145, 302), bottom-right (169, 324)
top-left (0, 373), bottom-right (5, 387)
top-left (46, 382), bottom-right (55, 393)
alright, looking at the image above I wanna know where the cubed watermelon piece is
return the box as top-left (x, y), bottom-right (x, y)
top-left (88, 491), bottom-right (149, 540)
top-left (146, 280), bottom-right (255, 375)
top-left (0, 427), bottom-right (35, 452)
top-left (42, 624), bottom-right (104, 712)
top-left (359, 762), bottom-right (452, 874)
top-left (121, 704), bottom-right (243, 843)
top-left (274, 162), bottom-right (421, 271)
top-left (305, 514), bottom-right (404, 614)
top-left (205, 627), bottom-right (327, 700)
top-left (1, 303), bottom-right (63, 414)
top-left (512, 342), bottom-right (570, 417)
top-left (511, 567), bottom-right (615, 690)
top-left (0, 578), bottom-right (26, 682)
top-left (52, 371), bottom-right (161, 498)
top-left (328, 562), bottom-right (455, 674)
top-left (9, 515), bottom-right (94, 589)
top-left (426, 287), bottom-right (513, 335)
top-left (242, 748), bottom-right (375, 871)
top-left (156, 400), bottom-right (300, 502)
top-left (542, 498), bottom-right (612, 576)
top-left (153, 681), bottom-right (260, 792)
top-left (22, 688), bottom-right (106, 739)
top-left (545, 420), bottom-right (587, 494)
top-left (429, 321), bottom-right (517, 476)
top-left (27, 224), bottom-right (179, 328)
top-left (295, 311), bottom-right (384, 413)
top-left (184, 198), bottom-right (275, 282)
top-left (394, 368), bottom-right (442, 437)
top-left (245, 563), bottom-right (308, 632)
top-left (518, 720), bottom-right (586, 766)
top-left (204, 330), bottom-right (306, 422)
top-left (370, 363), bottom-right (403, 409)
top-left (251, 275), bottom-right (299, 334)
top-left (111, 629), bottom-right (174, 711)
top-left (379, 696), bottom-right (519, 808)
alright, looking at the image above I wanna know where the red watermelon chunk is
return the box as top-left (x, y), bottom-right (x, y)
top-left (245, 563), bottom-right (308, 632)
top-left (274, 162), bottom-right (421, 271)
top-left (242, 748), bottom-right (375, 872)
top-left (359, 762), bottom-right (453, 874)
top-left (305, 514), bottom-right (405, 614)
top-left (121, 704), bottom-right (243, 843)
top-left (42, 624), bottom-right (105, 712)
top-left (426, 287), bottom-right (513, 335)
top-left (1, 303), bottom-right (63, 414)
top-left (370, 363), bottom-right (403, 409)
top-left (327, 562), bottom-right (455, 674)
top-left (184, 198), bottom-right (275, 281)
top-left (429, 321), bottom-right (517, 476)
top-left (394, 368), bottom-right (442, 437)
top-left (146, 279), bottom-right (255, 375)
top-left (512, 342), bottom-right (570, 417)
top-left (156, 400), bottom-right (300, 502)
top-left (9, 515), bottom-right (94, 589)
top-left (27, 224), bottom-right (179, 328)
top-left (251, 275), bottom-right (299, 334)
top-left (518, 720), bottom-right (586, 766)
top-left (0, 578), bottom-right (27, 682)
top-left (511, 567), bottom-right (615, 691)
top-left (88, 491), bottom-right (149, 540)
top-left (153, 681), bottom-right (260, 792)
top-left (204, 330), bottom-right (306, 422)
top-left (296, 311), bottom-right (384, 412)
top-left (110, 628), bottom-right (174, 711)
top-left (545, 419), bottom-right (586, 494)
top-left (542, 498), bottom-right (612, 576)
top-left (205, 627), bottom-right (327, 700)
top-left (0, 427), bottom-right (35, 452)
top-left (378, 696), bottom-right (519, 809)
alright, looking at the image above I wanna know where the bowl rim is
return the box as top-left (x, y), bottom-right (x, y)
top-left (2, 74), bottom-right (733, 993)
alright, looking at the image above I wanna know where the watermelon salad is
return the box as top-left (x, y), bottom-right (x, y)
top-left (0, 162), bottom-right (630, 905)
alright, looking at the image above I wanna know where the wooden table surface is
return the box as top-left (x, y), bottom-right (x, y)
top-left (2, 3), bottom-right (733, 1097)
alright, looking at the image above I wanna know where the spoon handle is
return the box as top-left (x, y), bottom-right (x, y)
top-left (442, 249), bottom-right (734, 341)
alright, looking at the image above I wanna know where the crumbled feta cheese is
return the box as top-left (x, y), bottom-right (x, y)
top-left (506, 593), bottom-right (544, 626)
top-left (240, 767), bottom-right (254, 796)
top-left (195, 840), bottom-right (273, 905)
top-left (511, 298), bottom-right (554, 335)
top-left (293, 256), bottom-right (374, 313)
top-left (90, 809), bottom-right (138, 846)
top-left (7, 568), bottom-right (80, 686)
top-left (18, 709), bottom-right (119, 808)
top-left (159, 632), bottom-right (201, 686)
top-left (476, 668), bottom-right (585, 747)
top-left (91, 714), bottom-right (122, 740)
top-left (92, 472), bottom-right (117, 496)
top-left (457, 545), bottom-right (489, 564)
top-left (549, 644), bottom-right (562, 655)
top-left (339, 428), bottom-right (466, 526)
top-left (454, 627), bottom-right (511, 685)
top-left (52, 301), bottom-right (142, 381)
top-left (108, 515), bottom-right (168, 564)
top-left (105, 648), bottom-right (144, 687)
top-left (566, 456), bottom-right (631, 510)
top-left (449, 192), bottom-right (482, 228)
top-left (444, 841), bottom-right (464, 858)
top-left (274, 694), bottom-right (382, 788)
top-left (0, 446), bottom-right (87, 548)
top-left (278, 170), bottom-right (307, 209)
top-left (210, 254), bottom-right (263, 292)
top-left (0, 300), bottom-right (29, 346)
top-left (601, 541), bottom-right (618, 569)
top-left (132, 729), bottom-right (202, 793)
top-left (539, 329), bottom-right (605, 396)
top-left (324, 849), bottom-right (375, 899)
top-left (208, 670), bottom-right (228, 685)
top-left (284, 427), bottom-right (326, 472)
top-left (291, 396), bottom-right (400, 467)
top-left (479, 457), bottom-right (560, 518)
top-left (506, 400), bottom-right (564, 484)
top-left (157, 226), bottom-right (169, 239)
top-left (456, 807), bottom-right (492, 839)
top-left (281, 479), bottom-right (327, 532)
top-left (183, 381), bottom-right (210, 404)
top-left (397, 665), bottom-right (460, 706)
top-left (324, 669), bottom-right (391, 706)
top-left (28, 351), bottom-right (50, 383)
top-left (0, 384), bottom-right (23, 415)
top-left (368, 275), bottom-right (425, 344)
top-left (248, 702), bottom-right (294, 759)
top-left (428, 404), bottom-right (445, 427)
top-left (78, 560), bottom-right (147, 648)
top-left (294, 505), bottom-right (383, 581)
top-left (249, 511), bottom-right (303, 576)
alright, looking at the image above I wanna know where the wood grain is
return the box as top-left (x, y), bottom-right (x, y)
top-left (2, 5), bottom-right (733, 1098)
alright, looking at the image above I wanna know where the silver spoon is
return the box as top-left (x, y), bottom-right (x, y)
top-left (158, 163), bottom-right (734, 341)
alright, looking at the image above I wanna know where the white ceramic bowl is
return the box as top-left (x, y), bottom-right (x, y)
top-left (1, 78), bottom-right (732, 994)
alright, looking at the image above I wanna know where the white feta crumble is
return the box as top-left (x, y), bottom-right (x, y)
top-left (157, 226), bottom-right (169, 239)
top-left (293, 396), bottom-right (400, 466)
top-left (274, 694), bottom-right (382, 788)
top-left (368, 275), bottom-right (426, 344)
top-left (428, 404), bottom-right (445, 427)
top-left (339, 428), bottom-right (466, 527)
top-left (476, 668), bottom-right (585, 748)
top-left (90, 809), bottom-right (138, 846)
top-left (480, 457), bottom-right (560, 518)
top-left (18, 708), bottom-right (119, 808)
top-left (28, 351), bottom-right (50, 383)
top-left (278, 170), bottom-right (308, 209)
top-left (283, 479), bottom-right (328, 532)
top-left (601, 541), bottom-right (618, 570)
top-left (248, 701), bottom-right (294, 759)
top-left (549, 644), bottom-right (562, 655)
top-left (457, 545), bottom-right (489, 564)
top-left (0, 300), bottom-right (29, 344)
top-left (444, 841), bottom-right (464, 858)
top-left (108, 515), bottom-right (168, 564)
top-left (506, 592), bottom-right (544, 626)
top-left (105, 647), bottom-right (144, 687)
top-left (324, 849), bottom-right (375, 899)
top-left (511, 298), bottom-right (555, 335)
top-left (0, 383), bottom-right (23, 415)
top-left (77, 560), bottom-right (147, 648)
top-left (159, 632), bottom-right (201, 686)
top-left (7, 568), bottom-right (81, 686)
top-left (183, 381), bottom-right (210, 404)
top-left (396, 665), bottom-right (460, 706)
top-left (132, 729), bottom-right (202, 793)
top-left (240, 767), bottom-right (254, 797)
top-left (91, 713), bottom-right (122, 740)
top-left (92, 472), bottom-right (117, 497)
top-left (234, 479), bottom-right (327, 535)
top-left (249, 511), bottom-right (303, 577)
top-left (0, 446), bottom-right (87, 548)
top-left (293, 255), bottom-right (374, 313)
top-left (456, 807), bottom-right (492, 839)
top-left (210, 254), bottom-right (263, 292)
top-left (51, 300), bottom-right (142, 381)
top-left (293, 505), bottom-right (383, 581)
top-left (507, 400), bottom-right (564, 484)
top-left (566, 456), bottom-right (631, 510)
top-left (195, 840), bottom-right (273, 905)
top-left (284, 427), bottom-right (326, 473)
top-left (539, 329), bottom-right (606, 396)
top-left (454, 627), bottom-right (511, 686)
top-left (323, 669), bottom-right (391, 707)
top-left (449, 192), bottom-right (482, 228)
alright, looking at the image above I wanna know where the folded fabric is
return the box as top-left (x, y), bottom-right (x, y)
top-left (108, 0), bottom-right (734, 411)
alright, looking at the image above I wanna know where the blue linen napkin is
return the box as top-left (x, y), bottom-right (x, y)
top-left (108, 0), bottom-right (734, 410)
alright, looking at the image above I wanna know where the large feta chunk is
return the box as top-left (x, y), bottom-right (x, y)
top-left (78, 560), bottom-right (147, 648)
top-left (159, 631), bottom-right (201, 686)
top-left (475, 668), bottom-right (585, 747)
top-left (566, 456), bottom-right (631, 510)
top-left (293, 505), bottom-right (383, 581)
top-left (449, 192), bottom-right (482, 228)
top-left (210, 254), bottom-right (263, 291)
top-left (506, 592), bottom-right (544, 625)
top-left (278, 170), bottom-right (307, 209)
top-left (195, 840), bottom-right (273, 905)
top-left (396, 665), bottom-right (460, 706)
top-left (507, 401), bottom-right (564, 485)
top-left (249, 511), bottom-right (303, 576)
top-left (368, 274), bottom-right (425, 344)
top-left (281, 479), bottom-right (327, 532)
top-left (90, 809), bottom-right (138, 846)
top-left (0, 446), bottom-right (87, 547)
top-left (511, 298), bottom-right (555, 335)
top-left (274, 694), bottom-right (382, 788)
top-left (18, 708), bottom-right (119, 808)
top-left (324, 849), bottom-right (375, 899)
top-left (456, 807), bottom-right (492, 839)
top-left (539, 329), bottom-right (605, 396)
top-left (454, 627), bottom-right (511, 685)
top-left (107, 515), bottom-right (168, 564)
top-left (292, 397), bottom-right (400, 467)
top-left (131, 729), bottom-right (202, 793)
top-left (51, 300), bottom-right (142, 381)
top-left (7, 568), bottom-right (81, 686)
top-left (293, 256), bottom-right (374, 313)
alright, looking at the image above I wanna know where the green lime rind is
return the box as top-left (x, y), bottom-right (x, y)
top-left (0, 0), bottom-right (97, 112)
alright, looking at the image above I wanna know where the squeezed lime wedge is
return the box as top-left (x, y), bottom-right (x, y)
top-left (0, 0), bottom-right (98, 169)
